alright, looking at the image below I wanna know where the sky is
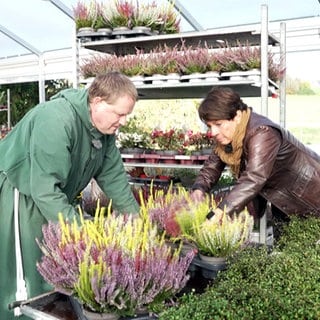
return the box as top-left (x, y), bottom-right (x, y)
top-left (0, 0), bottom-right (320, 82)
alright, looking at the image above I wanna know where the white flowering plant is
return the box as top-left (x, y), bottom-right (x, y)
top-left (116, 116), bottom-right (152, 149)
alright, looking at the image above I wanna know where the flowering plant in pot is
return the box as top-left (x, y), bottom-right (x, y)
top-left (73, 0), bottom-right (97, 31)
top-left (177, 44), bottom-right (210, 75)
top-left (116, 116), bottom-right (152, 151)
top-left (36, 204), bottom-right (194, 318)
top-left (145, 185), bottom-right (253, 260)
top-left (191, 208), bottom-right (254, 259)
top-left (150, 128), bottom-right (186, 152)
top-left (144, 185), bottom-right (213, 255)
top-left (80, 54), bottom-right (121, 79)
top-left (102, 0), bottom-right (135, 29)
top-left (150, 1), bottom-right (180, 34)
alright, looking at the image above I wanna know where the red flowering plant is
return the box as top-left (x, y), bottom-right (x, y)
top-left (150, 128), bottom-right (186, 152)
top-left (182, 130), bottom-right (214, 154)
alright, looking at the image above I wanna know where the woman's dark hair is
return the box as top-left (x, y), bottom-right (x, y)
top-left (198, 87), bottom-right (248, 122)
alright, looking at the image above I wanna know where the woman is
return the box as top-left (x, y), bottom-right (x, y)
top-left (192, 87), bottom-right (320, 222)
top-left (0, 72), bottom-right (140, 319)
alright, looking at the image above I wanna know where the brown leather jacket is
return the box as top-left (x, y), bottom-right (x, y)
top-left (193, 111), bottom-right (320, 217)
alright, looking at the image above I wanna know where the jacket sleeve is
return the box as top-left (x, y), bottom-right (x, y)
top-left (192, 151), bottom-right (226, 193)
top-left (95, 136), bottom-right (140, 214)
top-left (219, 126), bottom-right (282, 214)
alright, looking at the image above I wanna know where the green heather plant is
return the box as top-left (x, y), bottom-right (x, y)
top-left (159, 216), bottom-right (320, 319)
top-left (36, 204), bottom-right (195, 316)
top-left (191, 209), bottom-right (254, 257)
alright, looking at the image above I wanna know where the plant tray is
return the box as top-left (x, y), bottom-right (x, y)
top-left (13, 291), bottom-right (158, 320)
top-left (129, 177), bottom-right (180, 186)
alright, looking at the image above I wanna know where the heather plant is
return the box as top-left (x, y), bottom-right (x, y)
top-left (151, 1), bottom-right (180, 34)
top-left (73, 0), bottom-right (97, 30)
top-left (80, 54), bottom-right (121, 79)
top-left (144, 185), bottom-right (190, 238)
top-left (102, 0), bottom-right (134, 29)
top-left (144, 185), bottom-right (213, 242)
top-left (177, 43), bottom-right (210, 75)
top-left (192, 208), bottom-right (254, 257)
top-left (131, 1), bottom-right (159, 28)
top-left (37, 204), bottom-right (195, 316)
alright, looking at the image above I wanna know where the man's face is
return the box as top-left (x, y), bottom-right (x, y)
top-left (90, 95), bottom-right (135, 134)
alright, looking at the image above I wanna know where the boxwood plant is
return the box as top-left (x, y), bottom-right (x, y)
top-left (159, 216), bottom-right (320, 319)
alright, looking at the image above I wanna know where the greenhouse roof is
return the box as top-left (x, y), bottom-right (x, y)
top-left (0, 0), bottom-right (319, 58)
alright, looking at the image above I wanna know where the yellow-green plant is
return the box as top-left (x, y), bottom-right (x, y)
top-left (192, 208), bottom-right (254, 257)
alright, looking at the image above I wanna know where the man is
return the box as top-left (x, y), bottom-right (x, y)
top-left (0, 72), bottom-right (140, 319)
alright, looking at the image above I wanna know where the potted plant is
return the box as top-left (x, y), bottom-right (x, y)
top-left (177, 44), bottom-right (210, 76)
top-left (36, 204), bottom-right (195, 318)
top-left (150, 2), bottom-right (180, 34)
top-left (73, 0), bottom-right (97, 32)
top-left (116, 116), bottom-right (152, 153)
top-left (102, 0), bottom-right (135, 30)
top-left (192, 209), bottom-right (254, 261)
top-left (150, 128), bottom-right (186, 153)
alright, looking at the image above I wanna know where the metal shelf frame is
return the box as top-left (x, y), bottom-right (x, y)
top-left (79, 5), bottom-right (285, 244)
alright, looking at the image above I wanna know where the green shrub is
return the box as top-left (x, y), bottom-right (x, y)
top-left (159, 216), bottom-right (320, 319)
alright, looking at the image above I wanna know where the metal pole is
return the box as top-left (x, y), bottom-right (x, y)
top-left (279, 22), bottom-right (287, 128)
top-left (7, 88), bottom-right (11, 130)
top-left (260, 4), bottom-right (269, 117)
top-left (38, 55), bottom-right (46, 103)
top-left (0, 24), bottom-right (44, 103)
top-left (259, 4), bottom-right (269, 244)
top-left (168, 0), bottom-right (204, 31)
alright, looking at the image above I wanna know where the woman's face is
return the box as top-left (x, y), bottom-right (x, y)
top-left (206, 110), bottom-right (242, 145)
top-left (90, 95), bottom-right (135, 134)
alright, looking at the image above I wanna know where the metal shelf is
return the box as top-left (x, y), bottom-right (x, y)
top-left (124, 162), bottom-right (203, 169)
top-left (81, 77), bottom-right (278, 100)
top-left (82, 27), bottom-right (280, 55)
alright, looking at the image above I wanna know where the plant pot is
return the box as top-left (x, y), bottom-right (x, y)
top-left (166, 73), bottom-right (180, 84)
top-left (83, 308), bottom-right (120, 320)
top-left (96, 28), bottom-right (112, 40)
top-left (203, 71), bottom-right (220, 81)
top-left (197, 254), bottom-right (228, 279)
top-left (130, 75), bottom-right (145, 85)
top-left (199, 254), bottom-right (226, 265)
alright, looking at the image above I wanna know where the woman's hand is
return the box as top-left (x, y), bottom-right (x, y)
top-left (191, 189), bottom-right (205, 202)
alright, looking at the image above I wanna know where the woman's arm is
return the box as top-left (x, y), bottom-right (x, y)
top-left (219, 126), bottom-right (282, 214)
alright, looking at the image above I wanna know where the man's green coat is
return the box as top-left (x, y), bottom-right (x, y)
top-left (0, 89), bottom-right (139, 319)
